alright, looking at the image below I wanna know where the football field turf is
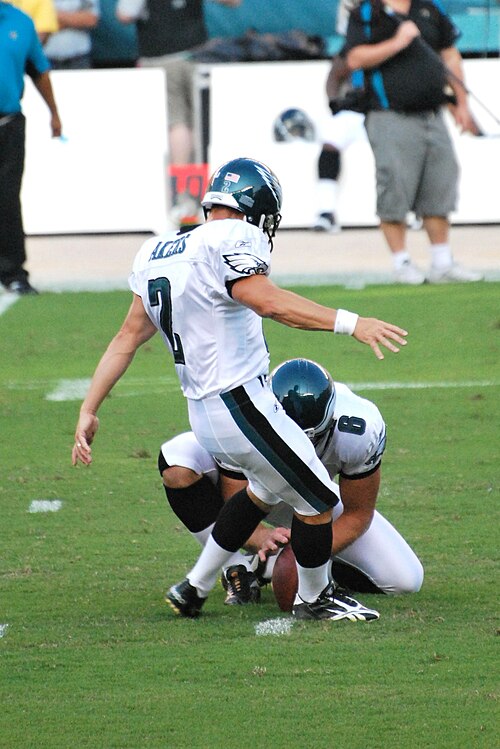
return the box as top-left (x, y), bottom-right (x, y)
top-left (1, 282), bottom-right (498, 748)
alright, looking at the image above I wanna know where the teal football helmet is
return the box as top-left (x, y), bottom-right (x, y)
top-left (269, 358), bottom-right (336, 444)
top-left (201, 157), bottom-right (282, 244)
top-left (273, 108), bottom-right (316, 143)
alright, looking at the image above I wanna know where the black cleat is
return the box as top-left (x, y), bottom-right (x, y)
top-left (6, 279), bottom-right (39, 295)
top-left (221, 565), bottom-right (261, 605)
top-left (166, 579), bottom-right (206, 618)
top-left (292, 582), bottom-right (379, 622)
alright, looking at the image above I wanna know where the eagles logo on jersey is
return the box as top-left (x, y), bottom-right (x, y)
top-left (223, 252), bottom-right (269, 276)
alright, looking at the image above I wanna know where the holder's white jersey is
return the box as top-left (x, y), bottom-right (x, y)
top-left (159, 427), bottom-right (423, 594)
top-left (129, 219), bottom-right (271, 400)
top-left (315, 382), bottom-right (386, 479)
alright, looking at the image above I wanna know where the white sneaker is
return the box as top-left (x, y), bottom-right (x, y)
top-left (394, 260), bottom-right (426, 285)
top-left (428, 263), bottom-right (484, 284)
top-left (313, 212), bottom-right (341, 234)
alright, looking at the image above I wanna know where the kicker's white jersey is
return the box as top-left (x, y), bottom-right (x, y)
top-left (315, 382), bottom-right (386, 479)
top-left (129, 219), bottom-right (271, 399)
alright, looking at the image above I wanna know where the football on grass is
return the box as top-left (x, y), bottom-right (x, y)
top-left (271, 544), bottom-right (298, 612)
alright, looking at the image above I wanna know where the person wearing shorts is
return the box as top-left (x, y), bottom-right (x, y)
top-left (345, 0), bottom-right (483, 285)
top-left (115, 0), bottom-right (241, 166)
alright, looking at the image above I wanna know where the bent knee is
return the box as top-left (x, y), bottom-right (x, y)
top-left (162, 465), bottom-right (203, 489)
top-left (386, 560), bottom-right (424, 595)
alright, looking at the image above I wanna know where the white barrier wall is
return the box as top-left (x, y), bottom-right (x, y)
top-left (22, 69), bottom-right (169, 235)
top-left (207, 59), bottom-right (500, 228)
top-left (21, 61), bottom-right (500, 234)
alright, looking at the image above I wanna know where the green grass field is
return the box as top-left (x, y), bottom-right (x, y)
top-left (1, 283), bottom-right (499, 749)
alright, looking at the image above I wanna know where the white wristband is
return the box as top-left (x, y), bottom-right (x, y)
top-left (334, 309), bottom-right (359, 336)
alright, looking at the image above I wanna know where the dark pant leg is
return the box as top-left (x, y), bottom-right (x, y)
top-left (0, 113), bottom-right (28, 286)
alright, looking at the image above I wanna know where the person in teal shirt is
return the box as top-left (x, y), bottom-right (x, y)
top-left (0, 1), bottom-right (62, 294)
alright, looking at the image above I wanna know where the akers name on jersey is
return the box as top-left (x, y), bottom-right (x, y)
top-left (129, 219), bottom-right (272, 400)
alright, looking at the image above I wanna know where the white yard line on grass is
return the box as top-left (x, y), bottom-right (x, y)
top-left (349, 380), bottom-right (499, 391)
top-left (5, 376), bottom-right (498, 401)
top-left (45, 377), bottom-right (500, 401)
top-left (45, 378), bottom-right (92, 401)
top-left (44, 376), bottom-right (179, 401)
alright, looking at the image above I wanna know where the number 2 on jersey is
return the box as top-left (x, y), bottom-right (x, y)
top-left (148, 277), bottom-right (185, 364)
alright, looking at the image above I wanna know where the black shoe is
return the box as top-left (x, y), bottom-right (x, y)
top-left (221, 565), bottom-right (261, 605)
top-left (313, 212), bottom-right (341, 234)
top-left (292, 582), bottom-right (379, 622)
top-left (165, 579), bottom-right (206, 618)
top-left (6, 279), bottom-right (39, 295)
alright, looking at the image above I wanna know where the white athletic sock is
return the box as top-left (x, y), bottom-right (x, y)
top-left (392, 250), bottom-right (412, 270)
top-left (187, 535), bottom-right (234, 597)
top-left (191, 523), bottom-right (215, 547)
top-left (316, 178), bottom-right (338, 215)
top-left (430, 243), bottom-right (453, 269)
top-left (295, 560), bottom-right (331, 603)
top-left (192, 526), bottom-right (253, 571)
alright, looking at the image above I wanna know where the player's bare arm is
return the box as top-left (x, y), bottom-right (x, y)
top-left (231, 274), bottom-right (407, 359)
top-left (332, 469), bottom-right (380, 554)
top-left (72, 294), bottom-right (157, 466)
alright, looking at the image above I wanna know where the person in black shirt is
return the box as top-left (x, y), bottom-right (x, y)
top-left (344, 0), bottom-right (483, 284)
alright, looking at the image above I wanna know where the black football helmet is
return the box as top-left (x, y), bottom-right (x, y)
top-left (273, 108), bottom-right (316, 143)
top-left (201, 157), bottom-right (282, 245)
top-left (269, 358), bottom-right (336, 444)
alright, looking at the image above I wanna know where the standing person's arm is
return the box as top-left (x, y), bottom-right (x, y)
top-left (346, 20), bottom-right (420, 70)
top-left (56, 6), bottom-right (98, 30)
top-left (326, 54), bottom-right (350, 100)
top-left (72, 294), bottom-right (157, 465)
top-left (31, 71), bottom-right (62, 136)
top-left (441, 46), bottom-right (478, 134)
top-left (231, 274), bottom-right (407, 360)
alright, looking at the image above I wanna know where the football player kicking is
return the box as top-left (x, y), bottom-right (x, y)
top-left (158, 359), bottom-right (423, 610)
top-left (73, 157), bottom-right (408, 622)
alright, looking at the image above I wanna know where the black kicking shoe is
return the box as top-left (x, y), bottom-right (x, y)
top-left (221, 565), bottom-right (261, 605)
top-left (166, 579), bottom-right (206, 618)
top-left (292, 582), bottom-right (379, 622)
top-left (6, 279), bottom-right (39, 295)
